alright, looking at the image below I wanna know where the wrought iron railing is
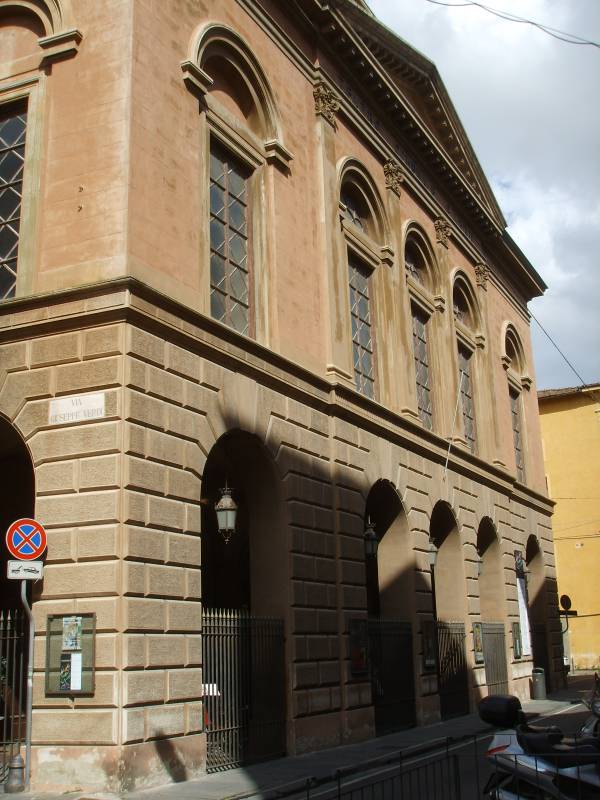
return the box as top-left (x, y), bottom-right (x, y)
top-left (1, 609), bottom-right (26, 783)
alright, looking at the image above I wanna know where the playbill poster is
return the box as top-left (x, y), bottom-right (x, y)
top-left (62, 616), bottom-right (82, 651)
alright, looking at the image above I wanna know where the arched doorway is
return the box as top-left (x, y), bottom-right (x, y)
top-left (429, 501), bottom-right (469, 719)
top-left (0, 417), bottom-right (34, 785)
top-left (477, 518), bottom-right (509, 695)
top-left (526, 535), bottom-right (551, 688)
top-left (200, 430), bottom-right (287, 771)
top-left (364, 480), bottom-right (416, 733)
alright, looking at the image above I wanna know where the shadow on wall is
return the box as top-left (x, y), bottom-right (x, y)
top-left (152, 729), bottom-right (188, 783)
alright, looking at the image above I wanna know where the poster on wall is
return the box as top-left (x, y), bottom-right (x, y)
top-left (473, 622), bottom-right (485, 664)
top-left (514, 550), bottom-right (532, 657)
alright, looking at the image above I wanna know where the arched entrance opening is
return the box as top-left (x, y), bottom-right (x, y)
top-left (0, 416), bottom-right (34, 785)
top-left (429, 501), bottom-right (469, 719)
top-left (526, 535), bottom-right (551, 687)
top-left (364, 480), bottom-right (416, 732)
top-left (200, 430), bottom-right (287, 771)
top-left (477, 518), bottom-right (509, 694)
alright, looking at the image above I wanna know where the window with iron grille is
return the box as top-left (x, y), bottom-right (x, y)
top-left (412, 307), bottom-right (433, 429)
top-left (209, 143), bottom-right (250, 335)
top-left (458, 346), bottom-right (476, 452)
top-left (510, 389), bottom-right (525, 481)
top-left (0, 104), bottom-right (27, 300)
top-left (349, 257), bottom-right (375, 399)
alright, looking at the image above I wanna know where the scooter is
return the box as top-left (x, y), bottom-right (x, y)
top-left (479, 693), bottom-right (600, 799)
top-left (579, 672), bottom-right (600, 739)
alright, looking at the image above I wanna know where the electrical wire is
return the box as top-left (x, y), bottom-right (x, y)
top-left (424, 0), bottom-right (600, 49)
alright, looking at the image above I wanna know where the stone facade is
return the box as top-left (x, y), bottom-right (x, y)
top-left (0, 0), bottom-right (559, 793)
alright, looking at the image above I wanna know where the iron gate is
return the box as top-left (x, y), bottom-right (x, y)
top-left (437, 621), bottom-right (469, 719)
top-left (202, 609), bottom-right (286, 772)
top-left (1, 609), bottom-right (25, 785)
top-left (481, 622), bottom-right (509, 695)
top-left (368, 619), bottom-right (416, 734)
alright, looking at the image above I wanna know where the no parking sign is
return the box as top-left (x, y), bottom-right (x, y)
top-left (5, 518), bottom-right (47, 561)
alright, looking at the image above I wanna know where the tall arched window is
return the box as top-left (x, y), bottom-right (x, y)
top-left (503, 326), bottom-right (530, 482)
top-left (0, 1), bottom-right (81, 300)
top-left (183, 24), bottom-right (291, 340)
top-left (452, 277), bottom-right (480, 453)
top-left (404, 230), bottom-right (438, 430)
top-left (339, 165), bottom-right (390, 400)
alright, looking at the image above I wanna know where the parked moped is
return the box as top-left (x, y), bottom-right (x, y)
top-left (479, 693), bottom-right (600, 799)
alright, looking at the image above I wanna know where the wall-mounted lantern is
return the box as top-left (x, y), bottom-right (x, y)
top-left (363, 517), bottom-right (378, 558)
top-left (428, 542), bottom-right (438, 568)
top-left (215, 484), bottom-right (237, 544)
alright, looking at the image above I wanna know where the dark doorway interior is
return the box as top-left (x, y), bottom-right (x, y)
top-left (0, 418), bottom-right (34, 783)
top-left (200, 431), bottom-right (287, 771)
top-left (364, 480), bottom-right (416, 733)
top-left (430, 502), bottom-right (470, 720)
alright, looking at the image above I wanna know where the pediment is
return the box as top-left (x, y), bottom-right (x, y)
top-left (337, 1), bottom-right (505, 227)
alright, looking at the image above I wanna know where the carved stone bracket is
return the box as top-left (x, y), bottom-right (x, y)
top-left (434, 217), bottom-right (452, 248)
top-left (475, 261), bottom-right (489, 290)
top-left (313, 81), bottom-right (339, 128)
top-left (383, 159), bottom-right (404, 196)
top-left (521, 375), bottom-right (533, 391)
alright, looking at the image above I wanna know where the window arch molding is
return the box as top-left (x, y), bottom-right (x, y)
top-left (337, 157), bottom-right (394, 269)
top-left (502, 322), bottom-right (532, 391)
top-left (402, 221), bottom-right (442, 308)
top-left (181, 22), bottom-right (292, 170)
top-left (451, 269), bottom-right (484, 350)
top-left (0, 0), bottom-right (80, 56)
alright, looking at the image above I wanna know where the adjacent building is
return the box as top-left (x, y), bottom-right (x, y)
top-left (538, 384), bottom-right (600, 671)
top-left (0, 0), bottom-right (561, 792)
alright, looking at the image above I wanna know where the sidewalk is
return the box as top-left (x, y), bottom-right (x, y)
top-left (22, 677), bottom-right (594, 800)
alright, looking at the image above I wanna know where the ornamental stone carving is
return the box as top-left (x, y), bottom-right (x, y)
top-left (383, 159), bottom-right (404, 196)
top-left (434, 217), bottom-right (452, 248)
top-left (475, 262), bottom-right (489, 290)
top-left (313, 81), bottom-right (339, 127)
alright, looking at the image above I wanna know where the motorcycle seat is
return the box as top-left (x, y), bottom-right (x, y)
top-left (517, 725), bottom-right (600, 769)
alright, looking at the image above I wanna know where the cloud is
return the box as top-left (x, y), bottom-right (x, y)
top-left (368, 0), bottom-right (600, 388)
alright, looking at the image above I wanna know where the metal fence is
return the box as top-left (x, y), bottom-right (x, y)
top-left (367, 620), bottom-right (416, 734)
top-left (436, 621), bottom-right (469, 719)
top-left (202, 608), bottom-right (286, 772)
top-left (1, 609), bottom-right (26, 784)
top-left (482, 622), bottom-right (509, 696)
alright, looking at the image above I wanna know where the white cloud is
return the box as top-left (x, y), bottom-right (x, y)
top-left (367, 0), bottom-right (600, 388)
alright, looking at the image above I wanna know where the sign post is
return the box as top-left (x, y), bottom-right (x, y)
top-left (5, 518), bottom-right (47, 791)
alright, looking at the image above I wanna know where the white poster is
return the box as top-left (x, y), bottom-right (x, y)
top-left (517, 575), bottom-right (532, 657)
top-left (70, 652), bottom-right (83, 691)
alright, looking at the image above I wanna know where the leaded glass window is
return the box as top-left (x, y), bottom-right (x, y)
top-left (349, 258), bottom-right (375, 399)
top-left (209, 144), bottom-right (250, 335)
top-left (0, 105), bottom-right (27, 300)
top-left (458, 346), bottom-right (476, 452)
top-left (341, 187), bottom-right (369, 234)
top-left (412, 308), bottom-right (433, 430)
top-left (510, 389), bottom-right (525, 482)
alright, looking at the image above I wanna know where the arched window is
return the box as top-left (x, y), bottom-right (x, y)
top-left (0, 0), bottom-right (80, 300)
top-left (183, 24), bottom-right (291, 339)
top-left (338, 164), bottom-right (390, 400)
top-left (452, 276), bottom-right (480, 453)
top-left (503, 325), bottom-right (529, 482)
top-left (404, 229), bottom-right (438, 430)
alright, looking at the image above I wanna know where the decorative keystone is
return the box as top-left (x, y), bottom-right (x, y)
top-left (313, 81), bottom-right (339, 128)
top-left (434, 217), bottom-right (452, 248)
top-left (383, 159), bottom-right (404, 196)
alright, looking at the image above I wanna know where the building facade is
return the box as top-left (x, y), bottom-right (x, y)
top-left (0, 0), bottom-right (561, 792)
top-left (538, 384), bottom-right (600, 671)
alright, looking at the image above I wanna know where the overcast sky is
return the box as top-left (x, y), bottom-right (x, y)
top-left (367, 0), bottom-right (600, 390)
